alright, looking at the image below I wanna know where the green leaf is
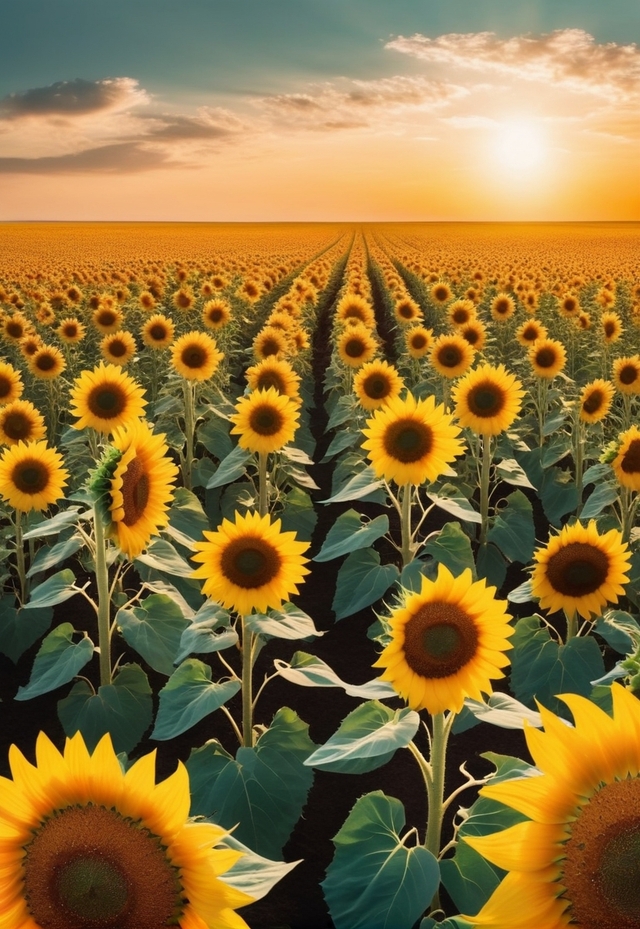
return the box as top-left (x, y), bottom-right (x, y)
top-left (487, 490), bottom-right (535, 564)
top-left (166, 487), bottom-right (210, 546)
top-left (399, 557), bottom-right (435, 592)
top-left (463, 693), bottom-right (544, 729)
top-left (274, 651), bottom-right (396, 700)
top-left (510, 615), bottom-right (606, 717)
top-left (22, 506), bottom-right (84, 539)
top-left (0, 596), bottom-right (53, 663)
top-left (217, 834), bottom-right (301, 902)
top-left (593, 610), bottom-right (640, 654)
top-left (314, 509), bottom-right (389, 562)
top-left (507, 578), bottom-right (534, 603)
top-left (206, 444), bottom-right (252, 488)
top-left (26, 533), bottom-right (83, 578)
top-left (187, 707), bottom-right (317, 858)
top-left (322, 791), bottom-right (439, 929)
top-left (57, 663), bottom-right (153, 754)
top-left (582, 462), bottom-right (612, 486)
top-left (198, 414), bottom-right (233, 461)
top-left (24, 569), bottom-right (80, 608)
top-left (333, 549), bottom-right (399, 620)
top-left (135, 538), bottom-right (195, 577)
top-left (580, 481), bottom-right (619, 519)
top-left (321, 429), bottom-right (359, 461)
top-left (427, 484), bottom-right (481, 523)
top-left (245, 603), bottom-right (323, 640)
top-left (116, 594), bottom-right (190, 676)
top-left (494, 458), bottom-right (536, 490)
top-left (540, 466), bottom-right (579, 526)
top-left (15, 623), bottom-right (94, 700)
top-left (151, 659), bottom-right (240, 739)
top-left (327, 395), bottom-right (358, 429)
top-left (476, 543), bottom-right (507, 590)
top-left (304, 701), bottom-right (419, 774)
top-left (320, 466), bottom-right (382, 504)
top-left (424, 521), bottom-right (476, 577)
top-left (278, 486), bottom-right (317, 540)
top-left (175, 603), bottom-right (237, 664)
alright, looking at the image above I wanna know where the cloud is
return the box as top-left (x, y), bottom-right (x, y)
top-left (0, 142), bottom-right (172, 174)
top-left (0, 78), bottom-right (149, 120)
top-left (386, 29), bottom-right (640, 101)
top-left (138, 107), bottom-right (247, 142)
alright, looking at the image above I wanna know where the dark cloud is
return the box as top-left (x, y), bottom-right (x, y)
top-left (0, 78), bottom-right (148, 120)
top-left (0, 142), bottom-right (173, 174)
top-left (138, 109), bottom-right (246, 141)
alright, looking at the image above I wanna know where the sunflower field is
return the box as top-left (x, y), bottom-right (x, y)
top-left (1, 220), bottom-right (640, 928)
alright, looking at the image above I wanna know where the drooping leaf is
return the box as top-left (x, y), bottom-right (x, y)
top-left (245, 603), bottom-right (323, 640)
top-left (475, 543), bottom-right (507, 590)
top-left (314, 509), bottom-right (389, 562)
top-left (217, 834), bottom-right (301, 902)
top-left (26, 533), bottom-right (83, 578)
top-left (594, 610), bottom-right (640, 654)
top-left (135, 538), bottom-right (194, 577)
top-left (0, 595), bottom-right (53, 663)
top-left (320, 466), bottom-right (382, 504)
top-left (333, 549), bottom-right (399, 620)
top-left (166, 487), bottom-right (210, 546)
top-left (24, 569), bottom-right (80, 609)
top-left (22, 506), bottom-right (84, 539)
top-left (174, 602), bottom-right (237, 665)
top-left (424, 521), bottom-right (476, 578)
top-left (278, 486), bottom-right (317, 540)
top-left (274, 651), bottom-right (396, 700)
top-left (580, 481), bottom-right (619, 519)
top-left (427, 484), bottom-right (481, 523)
top-left (487, 490), bottom-right (535, 564)
top-left (116, 594), bottom-right (190, 676)
top-left (494, 458), bottom-right (536, 490)
top-left (15, 623), bottom-right (94, 700)
top-left (206, 444), bottom-right (252, 488)
top-left (151, 659), bottom-right (240, 739)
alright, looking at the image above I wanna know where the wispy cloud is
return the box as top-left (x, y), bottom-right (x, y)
top-left (0, 77), bottom-right (149, 120)
top-left (0, 142), bottom-right (171, 174)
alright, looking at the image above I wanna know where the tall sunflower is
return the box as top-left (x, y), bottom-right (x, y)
top-left (0, 440), bottom-right (68, 512)
top-left (465, 684), bottom-right (640, 929)
top-left (373, 564), bottom-right (513, 715)
top-left (362, 391), bottom-right (465, 486)
top-left (335, 294), bottom-right (376, 328)
top-left (0, 399), bottom-right (47, 445)
top-left (336, 324), bottom-right (378, 369)
top-left (528, 338), bottom-right (566, 379)
top-left (70, 362), bottom-right (147, 433)
top-left (28, 345), bottom-right (66, 380)
top-left (515, 319), bottom-right (547, 347)
top-left (0, 730), bottom-right (251, 929)
top-left (57, 317), bottom-right (87, 343)
top-left (192, 509), bottom-right (310, 615)
top-left (452, 363), bottom-right (524, 436)
top-left (170, 331), bottom-right (224, 382)
top-left (100, 330), bottom-right (137, 366)
top-left (429, 333), bottom-right (475, 378)
top-left (0, 362), bottom-right (24, 406)
top-left (92, 419), bottom-right (179, 559)
top-left (229, 387), bottom-right (300, 455)
top-left (245, 357), bottom-right (301, 401)
top-left (459, 320), bottom-right (486, 352)
top-left (353, 359), bottom-right (405, 410)
top-left (141, 313), bottom-right (175, 349)
top-left (394, 298), bottom-right (423, 325)
top-left (92, 305), bottom-right (123, 334)
top-left (531, 519), bottom-right (631, 620)
top-left (490, 294), bottom-right (516, 322)
top-left (405, 325), bottom-right (433, 359)
top-left (613, 355), bottom-right (640, 395)
top-left (203, 298), bottom-right (232, 330)
top-left (253, 326), bottom-right (289, 361)
top-left (448, 299), bottom-right (476, 328)
top-left (601, 310), bottom-right (624, 344)
top-left (611, 425), bottom-right (640, 491)
top-left (578, 378), bottom-right (615, 424)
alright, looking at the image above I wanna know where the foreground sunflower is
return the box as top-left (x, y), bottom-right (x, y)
top-left (373, 563), bottom-right (513, 715)
top-left (192, 509), bottom-right (310, 615)
top-left (612, 354), bottom-right (640, 395)
top-left (70, 362), bottom-right (147, 433)
top-left (465, 684), bottom-right (640, 929)
top-left (0, 362), bottom-right (24, 406)
top-left (531, 519), bottom-right (631, 620)
top-left (578, 378), bottom-right (615, 424)
top-left (229, 387), bottom-right (300, 454)
top-left (171, 331), bottom-right (224, 382)
top-left (0, 440), bottom-right (68, 511)
top-left (245, 356), bottom-right (301, 401)
top-left (0, 398), bottom-right (46, 445)
top-left (611, 425), bottom-right (640, 491)
top-left (92, 419), bottom-right (179, 559)
top-left (362, 391), bottom-right (465, 486)
top-left (452, 363), bottom-right (524, 436)
top-left (0, 730), bottom-right (251, 929)
top-left (353, 359), bottom-right (405, 410)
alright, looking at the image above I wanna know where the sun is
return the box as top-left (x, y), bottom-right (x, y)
top-left (491, 119), bottom-right (547, 176)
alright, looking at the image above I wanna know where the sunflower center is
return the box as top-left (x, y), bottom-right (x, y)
top-left (462, 327), bottom-right (479, 345)
top-left (344, 337), bottom-right (366, 358)
top-left (13, 460), bottom-right (48, 494)
top-left (452, 309), bottom-right (469, 324)
top-left (150, 324), bottom-right (167, 340)
top-left (583, 389), bottom-right (604, 415)
top-left (249, 404), bottom-right (283, 436)
top-left (621, 439), bottom-right (640, 474)
top-left (410, 333), bottom-right (427, 350)
top-left (3, 411), bottom-right (31, 439)
top-left (98, 311), bottom-right (117, 326)
top-left (619, 364), bottom-right (639, 386)
top-left (88, 385), bottom-right (127, 418)
top-left (257, 373), bottom-right (284, 392)
top-left (181, 345), bottom-right (206, 368)
top-left (260, 337), bottom-right (280, 357)
top-left (35, 353), bottom-right (56, 371)
top-left (562, 778), bottom-right (640, 929)
top-left (493, 299), bottom-right (510, 315)
top-left (399, 304), bottom-right (414, 319)
top-left (23, 804), bottom-right (182, 929)
top-left (604, 321), bottom-right (616, 337)
top-left (108, 339), bottom-right (127, 357)
top-left (383, 418), bottom-right (432, 463)
top-left (63, 324), bottom-right (78, 337)
top-left (363, 374), bottom-right (390, 399)
top-left (467, 382), bottom-right (505, 417)
top-left (0, 375), bottom-right (12, 398)
top-left (545, 541), bottom-right (609, 597)
top-left (437, 346), bottom-right (463, 368)
top-left (121, 456), bottom-right (150, 526)
top-left (221, 537), bottom-right (281, 589)
top-left (535, 347), bottom-right (557, 368)
top-left (208, 308), bottom-right (223, 323)
top-left (522, 325), bottom-right (538, 341)
top-left (433, 286), bottom-right (449, 302)
top-left (403, 601), bottom-right (479, 678)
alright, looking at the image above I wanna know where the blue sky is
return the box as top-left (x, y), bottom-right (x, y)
top-left (1, 0), bottom-right (638, 220)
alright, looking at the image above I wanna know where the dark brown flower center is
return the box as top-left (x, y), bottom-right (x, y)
top-left (88, 384), bottom-right (127, 419)
top-left (0, 374), bottom-right (14, 398)
top-left (619, 364), bottom-right (639, 386)
top-left (149, 324), bottom-right (167, 341)
top-left (493, 299), bottom-right (511, 315)
top-left (563, 778), bottom-right (640, 929)
top-left (256, 372), bottom-right (285, 393)
top-left (35, 353), bottom-right (57, 372)
top-left (466, 380), bottom-right (506, 418)
top-left (545, 541), bottom-right (609, 597)
top-left (3, 411), bottom-right (33, 440)
top-left (410, 333), bottom-right (427, 350)
top-left (23, 804), bottom-right (182, 929)
top-left (259, 337), bottom-right (281, 357)
top-left (582, 389), bottom-right (604, 415)
top-left (107, 339), bottom-right (127, 358)
top-left (534, 347), bottom-right (557, 369)
top-left (12, 459), bottom-right (49, 494)
top-left (220, 536), bottom-right (281, 589)
top-left (175, 291), bottom-right (192, 309)
top-left (344, 337), bottom-right (367, 359)
top-left (208, 308), bottom-right (224, 323)
top-left (97, 310), bottom-right (117, 327)
top-left (383, 418), bottom-right (432, 463)
top-left (249, 403), bottom-right (283, 436)
top-left (462, 327), bottom-right (480, 346)
top-left (522, 325), bottom-right (539, 342)
top-left (63, 324), bottom-right (79, 338)
top-left (563, 298), bottom-right (577, 313)
top-left (363, 373), bottom-right (391, 400)
top-left (621, 439), bottom-right (640, 475)
top-left (121, 456), bottom-right (150, 526)
top-left (6, 320), bottom-right (25, 339)
top-left (433, 286), bottom-right (449, 303)
top-left (604, 321), bottom-right (616, 337)
top-left (398, 303), bottom-right (416, 319)
top-left (402, 601), bottom-right (479, 678)
top-left (452, 308), bottom-right (470, 324)
top-left (181, 344), bottom-right (207, 369)
top-left (437, 345), bottom-right (463, 368)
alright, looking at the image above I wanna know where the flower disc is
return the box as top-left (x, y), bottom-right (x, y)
top-left (601, 311), bottom-right (624, 343)
top-left (579, 379), bottom-right (614, 424)
top-left (531, 519), bottom-right (631, 620)
top-left (336, 324), bottom-right (378, 369)
top-left (141, 313), bottom-right (175, 349)
top-left (612, 425), bottom-right (640, 491)
top-left (70, 362), bottom-right (147, 433)
top-left (28, 345), bottom-right (66, 380)
top-left (203, 298), bottom-right (232, 329)
top-left (613, 355), bottom-right (640, 395)
top-left (0, 730), bottom-right (252, 929)
top-left (405, 325), bottom-right (433, 358)
top-left (230, 387), bottom-right (300, 454)
top-left (374, 563), bottom-right (513, 714)
top-left (0, 399), bottom-right (46, 445)
top-left (171, 330), bottom-right (224, 381)
top-left (429, 333), bottom-right (475, 378)
top-left (192, 509), bottom-right (310, 614)
top-left (57, 317), bottom-right (86, 343)
top-left (353, 359), bottom-right (404, 410)
top-left (452, 363), bottom-right (524, 436)
top-left (0, 440), bottom-right (68, 511)
top-left (528, 338), bottom-right (566, 379)
top-left (362, 392), bottom-right (465, 486)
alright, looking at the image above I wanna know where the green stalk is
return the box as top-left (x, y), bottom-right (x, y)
top-left (401, 482), bottom-right (414, 567)
top-left (182, 379), bottom-right (196, 490)
top-left (14, 508), bottom-right (28, 605)
top-left (425, 711), bottom-right (453, 911)
top-left (93, 504), bottom-right (113, 687)
top-left (258, 451), bottom-right (268, 517)
top-left (536, 378), bottom-right (548, 447)
top-left (574, 416), bottom-right (585, 510)
top-left (564, 608), bottom-right (578, 643)
top-left (479, 434), bottom-right (492, 546)
top-left (241, 616), bottom-right (255, 748)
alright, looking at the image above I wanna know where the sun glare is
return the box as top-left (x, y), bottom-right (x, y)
top-left (491, 120), bottom-right (547, 177)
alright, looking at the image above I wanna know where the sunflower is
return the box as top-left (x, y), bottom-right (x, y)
top-left (0, 440), bottom-right (68, 511)
top-left (138, 290), bottom-right (156, 311)
top-left (19, 334), bottom-right (43, 359)
top-left (448, 299), bottom-right (476, 328)
top-left (336, 324), bottom-right (378, 369)
top-left (452, 363), bottom-right (524, 436)
top-left (429, 333), bottom-right (475, 378)
top-left (171, 331), bottom-right (224, 382)
top-left (575, 310), bottom-right (591, 330)
top-left (611, 425), bottom-right (640, 491)
top-left (2, 312), bottom-right (31, 342)
top-left (405, 325), bottom-right (433, 358)
top-left (601, 311), bottom-right (624, 344)
top-left (245, 356), bottom-right (301, 401)
top-left (335, 294), bottom-right (376, 328)
top-left (394, 298), bottom-right (423, 325)
top-left (613, 355), bottom-right (640, 395)
top-left (362, 391), bottom-right (465, 486)
top-left (141, 313), bottom-right (175, 349)
top-left (0, 363), bottom-right (25, 407)
top-left (70, 362), bottom-right (147, 433)
top-left (57, 316), bottom-right (86, 343)
top-left (172, 286), bottom-right (196, 312)
top-left (515, 319), bottom-right (547, 347)
top-left (0, 730), bottom-right (251, 929)
top-left (531, 519), bottom-right (631, 620)
top-left (353, 359), bottom-right (405, 410)
top-left (94, 419), bottom-right (179, 558)
top-left (253, 326), bottom-right (289, 361)
top-left (229, 387), bottom-right (300, 454)
top-left (465, 684), bottom-right (640, 929)
top-left (100, 330), bottom-right (137, 366)
top-left (430, 281), bottom-right (452, 306)
top-left (373, 563), bottom-right (513, 715)
top-left (0, 399), bottom-right (47, 445)
top-left (192, 509), bottom-right (310, 615)
top-left (528, 338), bottom-right (566, 379)
top-left (459, 320), bottom-right (487, 352)
top-left (202, 298), bottom-right (232, 330)
top-left (490, 294), bottom-right (516, 322)
top-left (28, 345), bottom-right (66, 380)
top-left (557, 293), bottom-right (581, 318)
top-left (92, 305), bottom-right (123, 334)
top-left (578, 378), bottom-right (615, 424)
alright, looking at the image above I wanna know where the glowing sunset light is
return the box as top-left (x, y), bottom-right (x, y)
top-left (492, 120), bottom-right (548, 176)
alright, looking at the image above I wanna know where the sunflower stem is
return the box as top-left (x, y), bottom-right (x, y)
top-left (479, 434), bottom-right (492, 546)
top-left (93, 503), bottom-right (113, 687)
top-left (240, 615), bottom-right (255, 747)
top-left (182, 380), bottom-right (195, 491)
top-left (401, 482), bottom-right (414, 567)
top-left (536, 378), bottom-right (548, 447)
top-left (574, 415), bottom-right (585, 509)
top-left (564, 608), bottom-right (578, 643)
top-left (425, 711), bottom-right (453, 911)
top-left (258, 451), bottom-right (268, 517)
top-left (14, 508), bottom-right (28, 605)
top-left (620, 486), bottom-right (635, 545)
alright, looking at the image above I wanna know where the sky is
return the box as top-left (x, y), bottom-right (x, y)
top-left (0, 0), bottom-right (639, 221)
